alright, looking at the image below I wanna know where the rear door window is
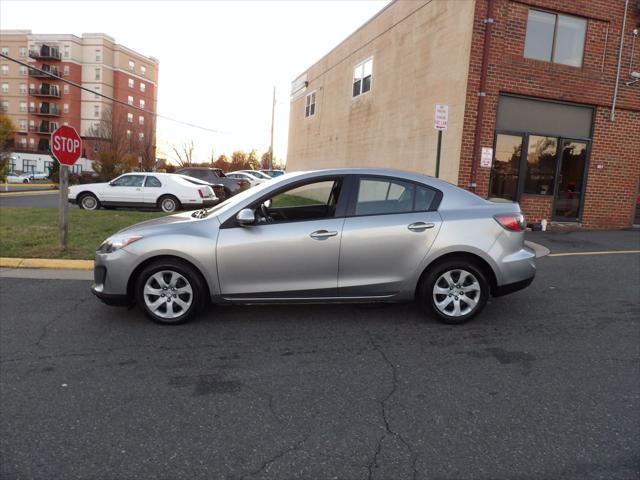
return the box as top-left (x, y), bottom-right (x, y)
top-left (354, 178), bottom-right (437, 216)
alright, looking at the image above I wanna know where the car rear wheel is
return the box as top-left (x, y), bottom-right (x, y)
top-left (135, 259), bottom-right (205, 325)
top-left (158, 195), bottom-right (180, 213)
top-left (419, 260), bottom-right (489, 324)
top-left (78, 193), bottom-right (100, 210)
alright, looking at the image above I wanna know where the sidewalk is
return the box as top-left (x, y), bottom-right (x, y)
top-left (525, 229), bottom-right (640, 254)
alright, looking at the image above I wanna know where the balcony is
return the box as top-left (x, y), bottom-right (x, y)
top-left (29, 104), bottom-right (61, 116)
top-left (29, 86), bottom-right (60, 98)
top-left (14, 144), bottom-right (50, 154)
top-left (28, 67), bottom-right (60, 78)
top-left (29, 45), bottom-right (62, 61)
top-left (29, 123), bottom-right (58, 134)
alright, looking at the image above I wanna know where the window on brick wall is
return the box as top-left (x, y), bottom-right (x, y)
top-left (19, 47), bottom-right (27, 58)
top-left (64, 84), bottom-right (69, 94)
top-left (127, 112), bottom-right (133, 123)
top-left (524, 9), bottom-right (587, 67)
top-left (0, 47), bottom-right (8, 56)
top-left (63, 65), bottom-right (70, 76)
top-left (352, 58), bottom-right (373, 97)
top-left (1, 64), bottom-right (8, 76)
top-left (1, 83), bottom-right (7, 93)
top-left (140, 82), bottom-right (146, 92)
top-left (128, 95), bottom-right (134, 106)
top-left (128, 78), bottom-right (134, 88)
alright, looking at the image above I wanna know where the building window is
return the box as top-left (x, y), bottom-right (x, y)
top-left (352, 58), bottom-right (373, 97)
top-left (19, 119), bottom-right (27, 131)
top-left (127, 112), bottom-right (133, 123)
top-left (44, 161), bottom-right (53, 174)
top-left (524, 10), bottom-right (587, 67)
top-left (95, 49), bottom-right (101, 62)
top-left (139, 99), bottom-right (145, 109)
top-left (128, 60), bottom-right (135, 71)
top-left (0, 64), bottom-right (8, 75)
top-left (19, 47), bottom-right (27, 58)
top-left (128, 78), bottom-right (134, 88)
top-left (140, 65), bottom-right (146, 76)
top-left (63, 103), bottom-right (69, 114)
top-left (1, 83), bottom-right (7, 93)
top-left (94, 87), bottom-right (100, 99)
top-left (23, 159), bottom-right (36, 175)
top-left (19, 101), bottom-right (27, 112)
top-left (139, 132), bottom-right (144, 141)
top-left (94, 68), bottom-right (100, 80)
top-left (63, 45), bottom-right (70, 58)
top-left (0, 100), bottom-right (7, 113)
top-left (139, 115), bottom-right (144, 125)
top-left (94, 105), bottom-right (100, 118)
top-left (304, 91), bottom-right (316, 118)
top-left (63, 65), bottom-right (70, 76)
top-left (19, 66), bottom-right (27, 76)
top-left (127, 95), bottom-right (134, 106)
top-left (139, 82), bottom-right (146, 92)
top-left (19, 83), bottom-right (27, 94)
top-left (0, 47), bottom-right (8, 56)
top-left (126, 129), bottom-right (132, 139)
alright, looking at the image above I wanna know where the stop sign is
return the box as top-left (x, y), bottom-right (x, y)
top-left (51, 125), bottom-right (82, 166)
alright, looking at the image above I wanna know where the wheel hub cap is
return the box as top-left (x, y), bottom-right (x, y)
top-left (143, 270), bottom-right (193, 319)
top-left (433, 269), bottom-right (481, 317)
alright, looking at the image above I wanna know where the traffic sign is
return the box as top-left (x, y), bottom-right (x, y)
top-left (51, 125), bottom-right (82, 166)
top-left (434, 104), bottom-right (448, 131)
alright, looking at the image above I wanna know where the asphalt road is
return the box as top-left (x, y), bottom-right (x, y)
top-left (1, 245), bottom-right (639, 479)
top-left (0, 192), bottom-right (60, 208)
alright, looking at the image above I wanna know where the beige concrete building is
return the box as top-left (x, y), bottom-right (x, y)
top-left (287, 0), bottom-right (475, 185)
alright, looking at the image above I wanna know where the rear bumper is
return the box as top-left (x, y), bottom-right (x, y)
top-left (493, 275), bottom-right (534, 297)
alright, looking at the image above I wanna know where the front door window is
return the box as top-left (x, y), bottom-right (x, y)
top-left (553, 140), bottom-right (587, 219)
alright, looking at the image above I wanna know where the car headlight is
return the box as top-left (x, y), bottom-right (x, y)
top-left (98, 235), bottom-right (143, 254)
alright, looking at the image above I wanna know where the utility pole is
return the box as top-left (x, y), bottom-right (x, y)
top-left (269, 86), bottom-right (275, 170)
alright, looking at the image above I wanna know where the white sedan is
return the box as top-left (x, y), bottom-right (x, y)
top-left (68, 172), bottom-right (218, 213)
top-left (6, 173), bottom-right (31, 184)
top-left (226, 171), bottom-right (269, 187)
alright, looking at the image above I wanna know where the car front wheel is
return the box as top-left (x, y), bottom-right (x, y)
top-left (419, 260), bottom-right (489, 324)
top-left (78, 193), bottom-right (100, 210)
top-left (135, 259), bottom-right (206, 325)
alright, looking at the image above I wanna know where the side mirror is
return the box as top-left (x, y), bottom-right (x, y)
top-left (236, 208), bottom-right (256, 227)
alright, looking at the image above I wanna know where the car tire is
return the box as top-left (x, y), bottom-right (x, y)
top-left (135, 259), bottom-right (206, 325)
top-left (158, 195), bottom-right (180, 213)
top-left (78, 193), bottom-right (100, 211)
top-left (419, 260), bottom-right (489, 325)
top-left (22, 179), bottom-right (29, 184)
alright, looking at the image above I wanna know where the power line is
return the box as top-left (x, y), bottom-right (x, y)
top-left (0, 52), bottom-right (228, 134)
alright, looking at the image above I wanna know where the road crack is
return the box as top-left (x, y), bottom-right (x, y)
top-left (240, 434), bottom-right (310, 479)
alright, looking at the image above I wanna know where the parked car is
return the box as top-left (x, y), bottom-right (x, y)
top-left (68, 172), bottom-right (217, 213)
top-left (227, 171), bottom-right (268, 187)
top-left (90, 168), bottom-right (536, 325)
top-left (29, 172), bottom-right (49, 181)
top-left (175, 167), bottom-right (250, 198)
top-left (260, 169), bottom-right (285, 178)
top-left (6, 173), bottom-right (30, 184)
top-left (179, 175), bottom-right (227, 202)
top-left (236, 170), bottom-right (272, 180)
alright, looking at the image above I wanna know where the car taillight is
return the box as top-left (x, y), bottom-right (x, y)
top-left (494, 213), bottom-right (526, 232)
top-left (239, 180), bottom-right (249, 187)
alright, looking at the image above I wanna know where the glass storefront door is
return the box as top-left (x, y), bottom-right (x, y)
top-left (553, 140), bottom-right (588, 220)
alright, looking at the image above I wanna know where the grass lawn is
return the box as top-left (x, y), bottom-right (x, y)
top-left (0, 207), bottom-right (166, 260)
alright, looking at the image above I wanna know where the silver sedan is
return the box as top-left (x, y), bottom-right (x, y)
top-left (92, 168), bottom-right (535, 325)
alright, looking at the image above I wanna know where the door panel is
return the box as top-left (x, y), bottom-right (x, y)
top-left (553, 140), bottom-right (588, 220)
top-left (338, 212), bottom-right (442, 296)
top-left (216, 218), bottom-right (344, 297)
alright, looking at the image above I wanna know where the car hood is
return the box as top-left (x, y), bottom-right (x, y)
top-left (116, 211), bottom-right (211, 236)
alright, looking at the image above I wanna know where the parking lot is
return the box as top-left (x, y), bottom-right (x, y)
top-left (0, 230), bottom-right (639, 480)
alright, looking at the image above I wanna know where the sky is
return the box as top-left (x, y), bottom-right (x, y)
top-left (0, 0), bottom-right (390, 166)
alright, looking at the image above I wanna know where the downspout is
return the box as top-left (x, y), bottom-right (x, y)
top-left (610, 0), bottom-right (630, 121)
top-left (470, 0), bottom-right (495, 192)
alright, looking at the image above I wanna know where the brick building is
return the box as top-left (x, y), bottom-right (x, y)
top-left (0, 30), bottom-right (158, 175)
top-left (287, 0), bottom-right (640, 228)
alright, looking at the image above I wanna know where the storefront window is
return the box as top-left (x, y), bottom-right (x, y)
top-left (489, 134), bottom-right (522, 200)
top-left (524, 135), bottom-right (557, 195)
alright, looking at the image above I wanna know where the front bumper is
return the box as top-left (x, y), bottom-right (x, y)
top-left (91, 248), bottom-right (137, 305)
top-left (68, 198), bottom-right (77, 205)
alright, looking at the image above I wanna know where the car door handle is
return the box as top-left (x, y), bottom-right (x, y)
top-left (310, 230), bottom-right (338, 239)
top-left (407, 222), bottom-right (435, 232)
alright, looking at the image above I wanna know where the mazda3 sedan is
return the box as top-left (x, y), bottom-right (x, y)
top-left (92, 168), bottom-right (535, 325)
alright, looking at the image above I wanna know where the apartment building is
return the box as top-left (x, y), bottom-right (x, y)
top-left (0, 30), bottom-right (158, 175)
top-left (287, 0), bottom-right (640, 229)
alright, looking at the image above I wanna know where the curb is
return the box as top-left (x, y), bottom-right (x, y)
top-left (0, 257), bottom-right (94, 270)
top-left (0, 190), bottom-right (58, 197)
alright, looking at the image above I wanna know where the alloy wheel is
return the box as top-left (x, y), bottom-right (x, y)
top-left (143, 270), bottom-right (193, 319)
top-left (432, 269), bottom-right (481, 318)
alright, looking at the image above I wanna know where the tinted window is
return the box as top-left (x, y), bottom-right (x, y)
top-left (490, 134), bottom-right (522, 200)
top-left (524, 10), bottom-right (555, 62)
top-left (524, 9), bottom-right (586, 67)
top-left (356, 179), bottom-right (414, 215)
top-left (415, 186), bottom-right (437, 211)
top-left (111, 175), bottom-right (144, 187)
top-left (554, 14), bottom-right (587, 67)
top-left (525, 135), bottom-right (558, 195)
top-left (271, 180), bottom-right (335, 208)
top-left (145, 176), bottom-right (161, 187)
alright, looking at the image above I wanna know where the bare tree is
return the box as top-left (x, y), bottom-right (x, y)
top-left (171, 140), bottom-right (195, 167)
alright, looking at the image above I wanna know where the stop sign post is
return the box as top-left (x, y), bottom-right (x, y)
top-left (51, 126), bottom-right (82, 250)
